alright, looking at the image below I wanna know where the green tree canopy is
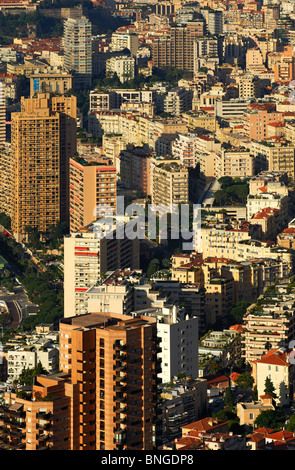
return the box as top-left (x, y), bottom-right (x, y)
top-left (254, 409), bottom-right (286, 430)
top-left (235, 372), bottom-right (254, 390)
top-left (18, 361), bottom-right (48, 386)
top-left (264, 376), bottom-right (277, 399)
top-left (229, 301), bottom-right (250, 324)
top-left (224, 387), bottom-right (235, 409)
top-left (286, 414), bottom-right (295, 432)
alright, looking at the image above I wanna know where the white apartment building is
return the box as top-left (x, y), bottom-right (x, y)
top-left (63, 16), bottom-right (92, 89)
top-left (111, 31), bottom-right (139, 56)
top-left (215, 99), bottom-right (251, 119)
top-left (7, 341), bottom-right (59, 383)
top-left (171, 133), bottom-right (198, 168)
top-left (89, 89), bottom-right (155, 112)
top-left (252, 348), bottom-right (294, 407)
top-left (164, 88), bottom-right (193, 117)
top-left (106, 55), bottom-right (135, 83)
top-left (251, 140), bottom-right (295, 179)
top-left (63, 218), bottom-right (140, 317)
top-left (200, 225), bottom-right (251, 259)
top-left (132, 305), bottom-right (199, 384)
top-left (246, 192), bottom-right (289, 221)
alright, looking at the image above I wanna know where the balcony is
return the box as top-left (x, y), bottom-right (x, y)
top-left (113, 352), bottom-right (127, 361)
top-left (114, 429), bottom-right (127, 444)
top-left (113, 384), bottom-right (126, 393)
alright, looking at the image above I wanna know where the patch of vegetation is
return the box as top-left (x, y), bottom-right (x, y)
top-left (214, 176), bottom-right (249, 206)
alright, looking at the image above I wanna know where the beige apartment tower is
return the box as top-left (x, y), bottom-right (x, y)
top-left (69, 155), bottom-right (117, 232)
top-left (11, 93), bottom-right (76, 241)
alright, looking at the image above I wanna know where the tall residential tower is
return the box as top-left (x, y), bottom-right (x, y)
top-left (63, 16), bottom-right (92, 89)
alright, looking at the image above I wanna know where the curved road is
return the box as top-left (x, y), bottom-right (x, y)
top-left (6, 300), bottom-right (22, 330)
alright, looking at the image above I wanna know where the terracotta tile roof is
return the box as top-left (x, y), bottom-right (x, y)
top-left (181, 417), bottom-right (228, 433)
top-left (252, 349), bottom-right (290, 367)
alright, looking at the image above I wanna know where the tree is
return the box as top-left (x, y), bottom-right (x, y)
top-left (162, 258), bottom-right (170, 269)
top-left (286, 414), bottom-right (295, 432)
top-left (264, 376), bottom-right (277, 399)
top-left (254, 409), bottom-right (286, 430)
top-left (218, 176), bottom-right (234, 188)
top-left (252, 385), bottom-right (258, 401)
top-left (229, 301), bottom-right (250, 324)
top-left (0, 213), bottom-right (11, 230)
top-left (146, 258), bottom-right (160, 278)
top-left (235, 372), bottom-right (254, 390)
top-left (224, 387), bottom-right (235, 409)
top-left (18, 361), bottom-right (47, 386)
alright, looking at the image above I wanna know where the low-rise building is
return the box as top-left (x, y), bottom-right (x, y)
top-left (242, 295), bottom-right (295, 364)
top-left (161, 377), bottom-right (208, 446)
top-left (251, 348), bottom-right (295, 407)
top-left (237, 395), bottom-right (275, 427)
top-left (7, 340), bottom-right (59, 383)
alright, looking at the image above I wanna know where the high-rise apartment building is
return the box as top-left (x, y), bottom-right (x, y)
top-left (63, 219), bottom-right (140, 317)
top-left (63, 16), bottom-right (92, 89)
top-left (0, 312), bottom-right (162, 450)
top-left (111, 30), bottom-right (139, 56)
top-left (69, 155), bottom-right (117, 232)
top-left (59, 312), bottom-right (161, 450)
top-left (0, 373), bottom-right (77, 450)
top-left (152, 21), bottom-right (205, 72)
top-left (201, 9), bottom-right (223, 35)
top-left (150, 159), bottom-right (189, 206)
top-left (0, 81), bottom-right (5, 143)
top-left (10, 93), bottom-right (76, 241)
top-left (0, 142), bottom-right (13, 219)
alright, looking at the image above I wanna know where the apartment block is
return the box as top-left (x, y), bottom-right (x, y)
top-left (10, 93), bottom-right (77, 240)
top-left (238, 74), bottom-right (262, 100)
top-left (161, 378), bottom-right (208, 446)
top-left (0, 82), bottom-right (5, 144)
top-left (106, 55), bottom-right (135, 83)
top-left (63, 16), bottom-right (92, 89)
top-left (102, 134), bottom-right (126, 164)
top-left (118, 145), bottom-right (152, 195)
top-left (30, 73), bottom-right (73, 97)
top-left (243, 103), bottom-right (284, 141)
top-left (150, 159), bottom-right (189, 206)
top-left (246, 192), bottom-right (288, 228)
top-left (251, 139), bottom-right (295, 179)
top-left (252, 348), bottom-right (295, 407)
top-left (133, 279), bottom-right (206, 335)
top-left (164, 87), bottom-right (193, 117)
top-left (59, 312), bottom-right (161, 450)
top-left (268, 46), bottom-right (295, 82)
top-left (0, 373), bottom-right (77, 450)
top-left (215, 148), bottom-right (255, 179)
top-left (7, 342), bottom-right (59, 383)
top-left (152, 22), bottom-right (205, 72)
top-left (171, 133), bottom-right (198, 168)
top-left (69, 155), bottom-right (117, 232)
top-left (0, 143), bottom-right (13, 219)
top-left (204, 277), bottom-right (234, 326)
top-left (200, 225), bottom-right (251, 260)
top-left (182, 111), bottom-right (217, 132)
top-left (242, 298), bottom-right (295, 364)
top-left (111, 30), bottom-right (139, 56)
top-left (63, 219), bottom-right (140, 317)
top-left (86, 269), bottom-right (135, 316)
top-left (132, 305), bottom-right (199, 384)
